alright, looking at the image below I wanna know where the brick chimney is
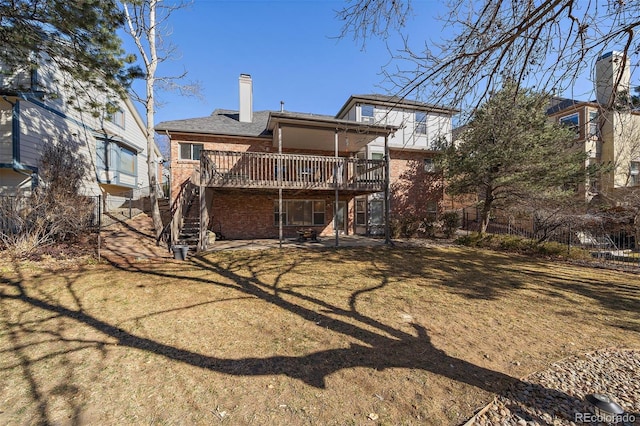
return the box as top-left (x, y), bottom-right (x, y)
top-left (239, 74), bottom-right (253, 123)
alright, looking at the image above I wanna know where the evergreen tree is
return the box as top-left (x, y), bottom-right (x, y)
top-left (438, 82), bottom-right (592, 233)
top-left (0, 0), bottom-right (137, 95)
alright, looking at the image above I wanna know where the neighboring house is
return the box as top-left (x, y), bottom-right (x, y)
top-left (547, 51), bottom-right (640, 202)
top-left (156, 74), bottom-right (457, 246)
top-left (0, 57), bottom-right (162, 211)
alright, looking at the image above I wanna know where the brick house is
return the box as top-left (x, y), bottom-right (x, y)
top-left (547, 51), bottom-right (640, 202)
top-left (156, 75), bottom-right (456, 248)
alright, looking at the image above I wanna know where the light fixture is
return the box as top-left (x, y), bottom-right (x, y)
top-left (585, 394), bottom-right (625, 422)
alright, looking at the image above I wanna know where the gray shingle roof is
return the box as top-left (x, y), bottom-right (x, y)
top-left (335, 94), bottom-right (459, 119)
top-left (155, 109), bottom-right (272, 137)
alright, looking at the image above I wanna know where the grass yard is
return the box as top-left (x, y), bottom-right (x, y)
top-left (1, 245), bottom-right (639, 425)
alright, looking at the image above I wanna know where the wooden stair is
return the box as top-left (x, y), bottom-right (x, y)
top-left (177, 187), bottom-right (200, 250)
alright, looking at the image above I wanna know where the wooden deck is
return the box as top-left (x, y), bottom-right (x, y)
top-left (200, 150), bottom-right (385, 192)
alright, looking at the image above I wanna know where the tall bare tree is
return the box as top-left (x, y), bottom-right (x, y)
top-left (337, 0), bottom-right (639, 115)
top-left (121, 0), bottom-right (199, 239)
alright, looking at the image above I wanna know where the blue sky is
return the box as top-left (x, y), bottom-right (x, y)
top-left (122, 0), bottom-right (601, 125)
top-left (123, 0), bottom-right (451, 124)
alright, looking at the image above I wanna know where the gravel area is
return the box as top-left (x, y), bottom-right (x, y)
top-left (468, 349), bottom-right (640, 425)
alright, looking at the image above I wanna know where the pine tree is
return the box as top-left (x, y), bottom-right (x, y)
top-left (438, 82), bottom-right (592, 233)
top-left (0, 0), bottom-right (137, 95)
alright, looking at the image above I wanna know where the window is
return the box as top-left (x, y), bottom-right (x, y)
top-left (361, 104), bottom-right (374, 123)
top-left (424, 158), bottom-right (436, 173)
top-left (426, 201), bottom-right (438, 221)
top-left (355, 198), bottom-right (366, 226)
top-left (107, 109), bottom-right (125, 128)
top-left (415, 111), bottom-right (427, 134)
top-left (588, 111), bottom-right (599, 137)
top-left (119, 147), bottom-right (135, 175)
top-left (631, 161), bottom-right (640, 186)
top-left (559, 113), bottom-right (580, 138)
top-left (274, 200), bottom-right (325, 226)
top-left (96, 139), bottom-right (137, 184)
top-left (180, 143), bottom-right (203, 160)
top-left (369, 200), bottom-right (384, 226)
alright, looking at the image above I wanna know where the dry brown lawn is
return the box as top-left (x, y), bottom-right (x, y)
top-left (0, 245), bottom-right (639, 425)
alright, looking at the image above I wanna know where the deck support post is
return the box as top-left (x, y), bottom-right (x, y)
top-left (199, 184), bottom-right (208, 252)
top-left (278, 124), bottom-right (283, 249)
top-left (334, 130), bottom-right (339, 248)
top-left (384, 135), bottom-right (392, 245)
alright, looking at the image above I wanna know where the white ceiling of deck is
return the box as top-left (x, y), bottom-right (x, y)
top-left (267, 112), bottom-right (397, 154)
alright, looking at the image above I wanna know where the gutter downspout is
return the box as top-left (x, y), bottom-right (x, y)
top-left (384, 134), bottom-right (392, 245)
top-left (10, 98), bottom-right (20, 164)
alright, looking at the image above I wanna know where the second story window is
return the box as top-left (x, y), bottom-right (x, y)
top-left (588, 111), bottom-right (599, 137)
top-left (107, 108), bottom-right (125, 128)
top-left (361, 104), bottom-right (374, 123)
top-left (559, 113), bottom-right (580, 138)
top-left (415, 111), bottom-right (427, 134)
top-left (180, 143), bottom-right (203, 161)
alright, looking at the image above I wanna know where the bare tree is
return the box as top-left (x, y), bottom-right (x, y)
top-left (121, 0), bottom-right (200, 239)
top-left (337, 0), bottom-right (639, 115)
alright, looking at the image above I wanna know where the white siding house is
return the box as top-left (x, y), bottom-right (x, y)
top-left (0, 59), bottom-right (161, 204)
top-left (335, 95), bottom-right (457, 234)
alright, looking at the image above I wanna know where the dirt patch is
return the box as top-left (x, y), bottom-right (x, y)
top-left (98, 213), bottom-right (172, 265)
top-left (1, 246), bottom-right (638, 425)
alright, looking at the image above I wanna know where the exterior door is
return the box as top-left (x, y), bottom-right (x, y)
top-left (336, 201), bottom-right (347, 234)
top-left (369, 199), bottom-right (384, 235)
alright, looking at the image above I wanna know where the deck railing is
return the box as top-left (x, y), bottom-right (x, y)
top-left (200, 150), bottom-right (385, 192)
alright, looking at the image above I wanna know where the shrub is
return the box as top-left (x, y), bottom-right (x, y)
top-left (455, 232), bottom-right (591, 260)
top-left (0, 143), bottom-right (95, 258)
top-left (441, 211), bottom-right (460, 238)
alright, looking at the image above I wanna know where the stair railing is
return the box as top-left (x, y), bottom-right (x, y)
top-left (157, 178), bottom-right (197, 250)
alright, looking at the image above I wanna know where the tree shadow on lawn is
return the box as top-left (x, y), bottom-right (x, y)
top-left (0, 248), bottom-right (612, 424)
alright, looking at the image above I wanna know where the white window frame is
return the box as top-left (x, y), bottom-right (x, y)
top-left (588, 111), bottom-right (599, 137)
top-left (355, 198), bottom-right (367, 226)
top-left (119, 146), bottom-right (136, 176)
top-left (360, 104), bottom-right (375, 124)
top-left (415, 111), bottom-right (427, 134)
top-left (559, 113), bottom-right (580, 138)
top-left (107, 108), bottom-right (125, 128)
top-left (179, 143), bottom-right (203, 161)
top-left (426, 200), bottom-right (438, 221)
top-left (424, 158), bottom-right (436, 173)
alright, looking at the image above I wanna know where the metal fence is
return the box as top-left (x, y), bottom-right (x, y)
top-left (103, 184), bottom-right (168, 221)
top-left (462, 211), bottom-right (640, 270)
